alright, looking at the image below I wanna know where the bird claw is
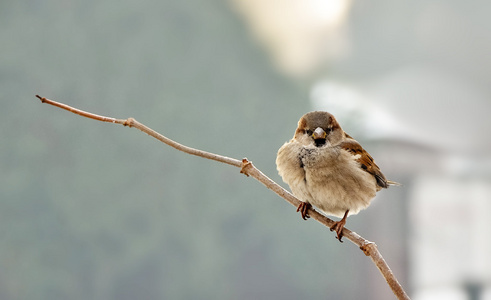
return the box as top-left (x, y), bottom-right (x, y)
top-left (296, 202), bottom-right (311, 220)
top-left (330, 221), bottom-right (346, 242)
top-left (329, 210), bottom-right (349, 242)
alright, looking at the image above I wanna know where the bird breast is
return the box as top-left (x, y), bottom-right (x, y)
top-left (278, 142), bottom-right (378, 218)
top-left (304, 146), bottom-right (377, 217)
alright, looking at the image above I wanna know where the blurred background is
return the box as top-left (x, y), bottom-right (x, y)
top-left (1, 0), bottom-right (491, 299)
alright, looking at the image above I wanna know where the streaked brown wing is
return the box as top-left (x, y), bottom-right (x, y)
top-left (339, 139), bottom-right (388, 189)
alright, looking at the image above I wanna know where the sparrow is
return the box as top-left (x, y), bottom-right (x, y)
top-left (276, 111), bottom-right (398, 241)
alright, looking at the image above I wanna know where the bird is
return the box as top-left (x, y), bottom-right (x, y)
top-left (276, 111), bottom-right (398, 242)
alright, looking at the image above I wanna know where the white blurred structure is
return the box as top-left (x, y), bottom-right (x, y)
top-left (410, 175), bottom-right (491, 300)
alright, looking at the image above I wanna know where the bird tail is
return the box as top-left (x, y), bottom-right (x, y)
top-left (387, 180), bottom-right (402, 187)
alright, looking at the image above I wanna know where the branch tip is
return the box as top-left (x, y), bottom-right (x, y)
top-left (35, 95), bottom-right (46, 103)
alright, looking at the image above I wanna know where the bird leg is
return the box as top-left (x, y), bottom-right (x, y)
top-left (296, 202), bottom-right (311, 220)
top-left (330, 210), bottom-right (349, 242)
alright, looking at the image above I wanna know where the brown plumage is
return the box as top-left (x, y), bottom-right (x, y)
top-left (339, 139), bottom-right (388, 189)
top-left (276, 111), bottom-right (398, 241)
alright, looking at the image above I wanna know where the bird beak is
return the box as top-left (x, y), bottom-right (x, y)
top-left (312, 127), bottom-right (327, 139)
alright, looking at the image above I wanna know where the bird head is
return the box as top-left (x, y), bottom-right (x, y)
top-left (294, 111), bottom-right (344, 147)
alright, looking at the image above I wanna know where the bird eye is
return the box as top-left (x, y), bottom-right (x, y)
top-left (325, 128), bottom-right (332, 133)
top-left (305, 129), bottom-right (313, 136)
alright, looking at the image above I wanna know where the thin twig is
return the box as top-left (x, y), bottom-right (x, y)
top-left (36, 95), bottom-right (410, 300)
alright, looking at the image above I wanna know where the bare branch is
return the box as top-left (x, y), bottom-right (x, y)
top-left (35, 95), bottom-right (242, 167)
top-left (36, 95), bottom-right (122, 124)
top-left (36, 95), bottom-right (410, 300)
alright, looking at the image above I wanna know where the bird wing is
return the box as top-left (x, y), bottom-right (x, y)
top-left (339, 138), bottom-right (388, 189)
